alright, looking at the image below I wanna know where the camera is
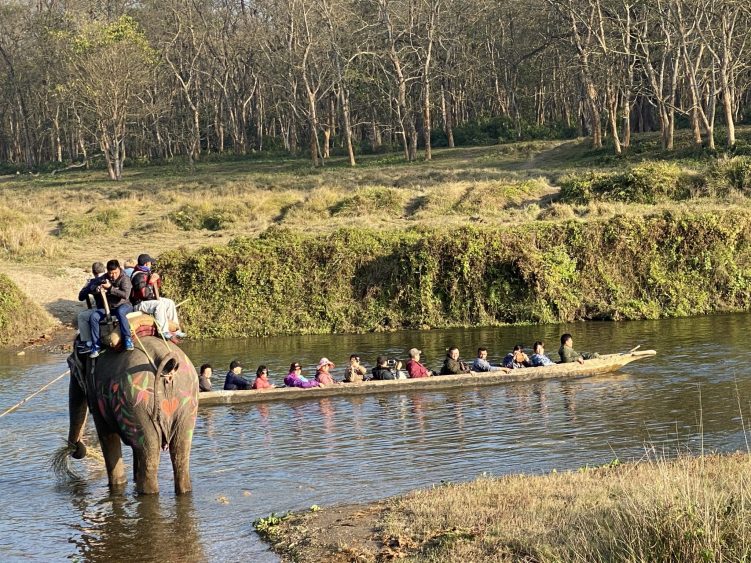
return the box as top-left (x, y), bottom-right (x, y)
top-left (387, 359), bottom-right (397, 367)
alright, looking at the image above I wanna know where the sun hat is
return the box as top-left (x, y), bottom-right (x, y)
top-left (317, 357), bottom-right (335, 369)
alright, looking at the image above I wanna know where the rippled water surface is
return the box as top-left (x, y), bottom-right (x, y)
top-left (2, 315), bottom-right (751, 561)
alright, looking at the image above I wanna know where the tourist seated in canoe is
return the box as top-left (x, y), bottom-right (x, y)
top-left (315, 358), bottom-right (339, 386)
top-left (343, 354), bottom-right (368, 383)
top-left (372, 356), bottom-right (403, 380)
top-left (439, 346), bottom-right (471, 375)
top-left (198, 363), bottom-right (212, 392)
top-left (529, 341), bottom-right (555, 367)
top-left (472, 347), bottom-right (503, 372)
top-left (284, 362), bottom-right (320, 388)
top-left (252, 365), bottom-right (276, 390)
top-left (406, 348), bottom-right (433, 378)
top-left (224, 359), bottom-right (252, 390)
top-left (503, 345), bottom-right (532, 369)
top-left (558, 333), bottom-right (600, 364)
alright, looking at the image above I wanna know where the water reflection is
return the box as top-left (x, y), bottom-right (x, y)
top-left (71, 494), bottom-right (205, 563)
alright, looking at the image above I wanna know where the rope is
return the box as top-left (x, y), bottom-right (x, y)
top-left (132, 332), bottom-right (158, 372)
top-left (0, 369), bottom-right (70, 418)
top-left (158, 329), bottom-right (172, 355)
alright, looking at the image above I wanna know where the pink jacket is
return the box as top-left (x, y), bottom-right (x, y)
top-left (315, 370), bottom-right (336, 386)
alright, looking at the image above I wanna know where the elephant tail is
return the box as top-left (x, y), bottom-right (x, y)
top-left (49, 439), bottom-right (105, 481)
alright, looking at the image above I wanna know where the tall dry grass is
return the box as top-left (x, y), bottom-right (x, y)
top-left (381, 453), bottom-right (751, 562)
top-left (4, 138), bottom-right (751, 266)
top-left (0, 209), bottom-right (58, 258)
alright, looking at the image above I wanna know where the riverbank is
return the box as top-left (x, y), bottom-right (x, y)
top-left (2, 130), bottom-right (751, 344)
top-left (256, 453), bottom-right (751, 562)
top-left (161, 209), bottom-right (751, 338)
top-left (0, 273), bottom-right (57, 349)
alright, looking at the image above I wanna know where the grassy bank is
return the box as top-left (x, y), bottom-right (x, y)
top-left (0, 274), bottom-right (52, 347)
top-left (3, 129), bottom-right (751, 330)
top-left (159, 209), bottom-right (751, 338)
top-left (257, 453), bottom-right (751, 562)
top-left (1, 128), bottom-right (750, 268)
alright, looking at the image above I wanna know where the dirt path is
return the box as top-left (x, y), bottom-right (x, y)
top-left (3, 263), bottom-right (86, 327)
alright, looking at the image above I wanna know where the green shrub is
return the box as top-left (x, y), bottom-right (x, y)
top-left (715, 157), bottom-right (751, 192)
top-left (560, 162), bottom-right (696, 204)
top-left (0, 273), bottom-right (51, 347)
top-left (168, 203), bottom-right (236, 231)
top-left (159, 210), bottom-right (751, 338)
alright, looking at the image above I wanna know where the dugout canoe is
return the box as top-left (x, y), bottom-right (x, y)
top-left (197, 349), bottom-right (656, 406)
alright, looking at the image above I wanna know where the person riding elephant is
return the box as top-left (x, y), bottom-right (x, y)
top-left (66, 335), bottom-right (199, 494)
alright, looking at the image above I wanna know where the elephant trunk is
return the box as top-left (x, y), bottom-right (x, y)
top-left (67, 369), bottom-right (88, 459)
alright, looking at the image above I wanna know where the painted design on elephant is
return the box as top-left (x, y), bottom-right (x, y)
top-left (99, 371), bottom-right (154, 447)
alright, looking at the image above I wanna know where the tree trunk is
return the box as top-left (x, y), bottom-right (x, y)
top-left (423, 76), bottom-right (432, 160)
top-left (340, 88), bottom-right (356, 166)
top-left (441, 83), bottom-right (454, 148)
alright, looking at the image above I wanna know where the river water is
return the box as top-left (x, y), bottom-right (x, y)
top-left (1, 314), bottom-right (750, 561)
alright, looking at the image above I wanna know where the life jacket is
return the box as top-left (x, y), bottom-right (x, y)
top-left (130, 267), bottom-right (160, 304)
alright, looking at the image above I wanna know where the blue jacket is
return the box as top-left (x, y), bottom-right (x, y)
top-left (78, 275), bottom-right (106, 308)
top-left (224, 371), bottom-right (251, 390)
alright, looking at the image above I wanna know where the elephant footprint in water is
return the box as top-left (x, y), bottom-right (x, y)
top-left (65, 336), bottom-right (199, 494)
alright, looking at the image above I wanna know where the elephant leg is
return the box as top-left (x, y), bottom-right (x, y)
top-left (91, 412), bottom-right (126, 489)
top-left (133, 433), bottom-right (161, 495)
top-left (169, 431), bottom-right (193, 495)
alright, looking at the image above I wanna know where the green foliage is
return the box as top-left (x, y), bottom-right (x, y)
top-left (712, 157), bottom-right (751, 193)
top-left (159, 210), bottom-right (751, 338)
top-left (560, 162), bottom-right (697, 204)
top-left (71, 15), bottom-right (155, 61)
top-left (168, 204), bottom-right (237, 231)
top-left (253, 512), bottom-right (292, 541)
top-left (0, 274), bottom-right (50, 347)
top-left (433, 117), bottom-right (577, 147)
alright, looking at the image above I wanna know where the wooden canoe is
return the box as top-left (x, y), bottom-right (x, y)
top-left (198, 349), bottom-right (656, 406)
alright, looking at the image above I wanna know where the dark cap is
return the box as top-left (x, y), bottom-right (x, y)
top-left (137, 253), bottom-right (157, 266)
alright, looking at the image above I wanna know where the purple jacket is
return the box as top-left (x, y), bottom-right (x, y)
top-left (284, 372), bottom-right (320, 388)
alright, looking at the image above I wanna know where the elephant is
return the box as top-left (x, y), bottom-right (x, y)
top-left (66, 335), bottom-right (199, 494)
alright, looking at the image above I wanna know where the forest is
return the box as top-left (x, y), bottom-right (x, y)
top-left (1, 0), bottom-right (750, 179)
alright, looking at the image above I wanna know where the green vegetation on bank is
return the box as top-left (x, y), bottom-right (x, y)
top-left (1, 130), bottom-right (751, 267)
top-left (0, 274), bottom-right (51, 347)
top-left (260, 454), bottom-right (751, 562)
top-left (161, 209), bottom-right (751, 338)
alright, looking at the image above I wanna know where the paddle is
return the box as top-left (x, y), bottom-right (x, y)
top-left (100, 285), bottom-right (113, 325)
top-left (619, 344), bottom-right (640, 355)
